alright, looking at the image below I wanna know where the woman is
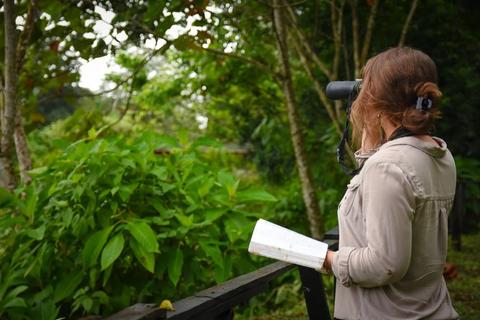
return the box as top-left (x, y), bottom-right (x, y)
top-left (322, 47), bottom-right (459, 319)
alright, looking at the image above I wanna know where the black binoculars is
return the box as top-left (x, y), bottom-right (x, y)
top-left (326, 80), bottom-right (362, 101)
top-left (325, 80), bottom-right (363, 176)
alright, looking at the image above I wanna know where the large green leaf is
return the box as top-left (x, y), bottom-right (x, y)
top-left (167, 248), bottom-right (184, 286)
top-left (2, 297), bottom-right (27, 309)
top-left (125, 220), bottom-right (159, 253)
top-left (82, 226), bottom-right (114, 268)
top-left (100, 233), bottom-right (125, 271)
top-left (129, 238), bottom-right (155, 273)
top-left (3, 285), bottom-right (28, 303)
top-left (54, 272), bottom-right (83, 302)
top-left (236, 188), bottom-right (277, 203)
top-left (25, 225), bottom-right (46, 240)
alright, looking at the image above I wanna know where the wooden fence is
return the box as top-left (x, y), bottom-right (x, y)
top-left (106, 227), bottom-right (339, 320)
top-left (106, 179), bottom-right (467, 320)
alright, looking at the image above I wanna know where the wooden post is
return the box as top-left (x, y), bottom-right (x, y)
top-left (298, 266), bottom-right (331, 320)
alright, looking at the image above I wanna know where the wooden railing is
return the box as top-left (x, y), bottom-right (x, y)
top-left (107, 227), bottom-right (339, 320)
top-left (106, 179), bottom-right (467, 320)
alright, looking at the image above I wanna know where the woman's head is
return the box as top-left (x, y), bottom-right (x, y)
top-left (351, 47), bottom-right (442, 148)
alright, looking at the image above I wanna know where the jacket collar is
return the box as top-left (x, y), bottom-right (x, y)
top-left (379, 136), bottom-right (447, 158)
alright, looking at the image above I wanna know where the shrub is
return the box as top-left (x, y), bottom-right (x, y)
top-left (0, 132), bottom-right (277, 319)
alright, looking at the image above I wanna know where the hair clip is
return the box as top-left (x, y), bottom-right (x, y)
top-left (416, 96), bottom-right (432, 111)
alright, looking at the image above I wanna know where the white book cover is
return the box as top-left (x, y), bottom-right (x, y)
top-left (248, 219), bottom-right (328, 271)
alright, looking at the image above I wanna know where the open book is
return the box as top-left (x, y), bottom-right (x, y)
top-left (248, 219), bottom-right (328, 271)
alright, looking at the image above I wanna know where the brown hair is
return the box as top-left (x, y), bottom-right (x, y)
top-left (350, 47), bottom-right (442, 148)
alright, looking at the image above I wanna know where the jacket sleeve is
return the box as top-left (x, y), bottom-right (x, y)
top-left (332, 161), bottom-right (415, 288)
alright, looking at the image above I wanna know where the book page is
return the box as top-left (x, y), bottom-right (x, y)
top-left (248, 219), bottom-right (328, 270)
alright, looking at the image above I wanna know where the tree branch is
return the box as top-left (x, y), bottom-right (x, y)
top-left (283, 1), bottom-right (333, 80)
top-left (291, 34), bottom-right (342, 137)
top-left (255, 0), bottom-right (307, 8)
top-left (95, 74), bottom-right (136, 138)
top-left (342, 22), bottom-right (352, 80)
top-left (16, 0), bottom-right (39, 73)
top-left (351, 0), bottom-right (361, 77)
top-left (200, 45), bottom-right (281, 82)
top-left (359, 0), bottom-right (380, 67)
top-left (73, 41), bottom-right (172, 98)
top-left (331, 0), bottom-right (345, 80)
top-left (398, 0), bottom-right (419, 47)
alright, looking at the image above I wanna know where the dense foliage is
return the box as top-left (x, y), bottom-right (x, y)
top-left (0, 129), bottom-right (278, 318)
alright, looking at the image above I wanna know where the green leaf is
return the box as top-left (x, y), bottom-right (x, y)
top-left (204, 209), bottom-right (228, 223)
top-left (167, 248), bottom-right (183, 286)
top-left (4, 285), bottom-right (28, 302)
top-left (192, 209), bottom-right (227, 228)
top-left (224, 215), bottom-right (252, 243)
top-left (151, 167), bottom-right (168, 180)
top-left (2, 297), bottom-right (27, 309)
top-left (54, 272), bottom-right (83, 302)
top-left (175, 214), bottom-right (193, 228)
top-left (92, 290), bottom-right (109, 304)
top-left (217, 170), bottom-right (239, 197)
top-left (151, 199), bottom-right (166, 214)
top-left (82, 226), bottom-right (114, 268)
top-left (118, 183), bottom-right (139, 201)
top-left (63, 208), bottom-right (74, 228)
top-left (23, 185), bottom-right (38, 217)
top-left (214, 255), bottom-right (232, 283)
top-left (32, 298), bottom-right (59, 320)
top-left (129, 239), bottom-right (155, 273)
top-left (88, 127), bottom-right (97, 140)
top-left (236, 188), bottom-right (277, 203)
top-left (80, 296), bottom-right (94, 312)
top-left (198, 177), bottom-right (215, 197)
top-left (199, 241), bottom-right (223, 268)
top-left (0, 187), bottom-right (16, 207)
top-left (27, 166), bottom-right (49, 176)
top-left (125, 220), bottom-right (159, 253)
top-left (173, 35), bottom-right (200, 51)
top-left (100, 233), bottom-right (125, 271)
top-left (25, 225), bottom-right (46, 240)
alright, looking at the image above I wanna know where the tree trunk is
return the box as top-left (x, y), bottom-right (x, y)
top-left (14, 107), bottom-right (32, 184)
top-left (1, 0), bottom-right (18, 190)
top-left (13, 0), bottom-right (39, 185)
top-left (273, 0), bottom-right (324, 240)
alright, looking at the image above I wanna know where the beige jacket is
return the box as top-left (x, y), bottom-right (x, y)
top-left (332, 136), bottom-right (459, 320)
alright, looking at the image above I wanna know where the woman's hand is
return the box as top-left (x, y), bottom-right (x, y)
top-left (322, 250), bottom-right (336, 272)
